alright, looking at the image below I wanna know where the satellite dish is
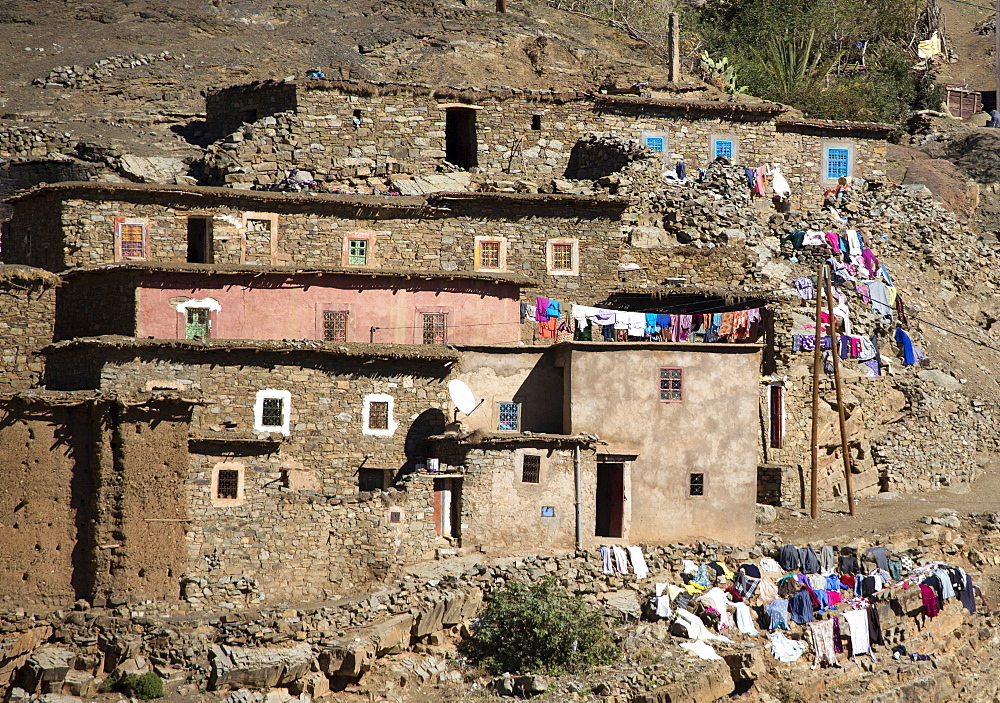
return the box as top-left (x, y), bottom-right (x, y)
top-left (448, 380), bottom-right (478, 416)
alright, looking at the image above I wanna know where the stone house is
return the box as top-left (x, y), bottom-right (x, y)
top-left (202, 79), bottom-right (892, 208)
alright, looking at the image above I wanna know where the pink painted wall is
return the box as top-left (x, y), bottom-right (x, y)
top-left (136, 273), bottom-right (522, 345)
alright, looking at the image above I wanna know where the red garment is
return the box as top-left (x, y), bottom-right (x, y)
top-left (920, 584), bottom-right (940, 618)
top-left (539, 317), bottom-right (558, 338)
top-left (841, 575), bottom-right (856, 589)
top-left (827, 590), bottom-right (843, 607)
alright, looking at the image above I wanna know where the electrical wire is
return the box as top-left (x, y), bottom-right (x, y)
top-left (941, 0), bottom-right (994, 13)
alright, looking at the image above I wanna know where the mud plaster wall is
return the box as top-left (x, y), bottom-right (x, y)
top-left (0, 403), bottom-right (95, 606)
top-left (565, 346), bottom-right (761, 546)
top-left (90, 404), bottom-right (191, 604)
top-left (0, 279), bottom-right (57, 390)
top-left (55, 272), bottom-right (138, 340)
top-left (1, 194), bottom-right (65, 270)
top-left (430, 443), bottom-right (596, 555)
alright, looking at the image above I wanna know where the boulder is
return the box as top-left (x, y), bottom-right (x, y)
top-left (917, 369), bottom-right (962, 391)
top-left (18, 648), bottom-right (76, 693)
top-left (369, 614), bottom-right (414, 656)
top-left (441, 588), bottom-right (482, 626)
top-left (755, 503), bottom-right (777, 525)
top-left (318, 638), bottom-right (374, 678)
top-left (117, 155), bottom-right (188, 184)
top-left (209, 643), bottom-right (313, 691)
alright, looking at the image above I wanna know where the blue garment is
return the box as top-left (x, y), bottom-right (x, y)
top-left (602, 323), bottom-right (613, 341)
top-left (765, 599), bottom-right (789, 630)
top-left (880, 264), bottom-right (894, 286)
top-left (789, 590), bottom-right (815, 624)
top-left (546, 300), bottom-right (561, 318)
top-left (813, 587), bottom-right (829, 611)
top-left (826, 575), bottom-right (845, 591)
top-left (656, 314), bottom-right (671, 329)
top-left (645, 313), bottom-right (659, 336)
top-left (894, 327), bottom-right (915, 366)
top-left (676, 161), bottom-right (687, 179)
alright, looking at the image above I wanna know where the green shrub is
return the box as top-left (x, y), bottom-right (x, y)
top-left (466, 577), bottom-right (618, 674)
top-left (114, 672), bottom-right (164, 700)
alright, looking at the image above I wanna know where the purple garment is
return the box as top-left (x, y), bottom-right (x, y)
top-left (861, 249), bottom-right (879, 278)
top-left (593, 309), bottom-right (615, 326)
top-left (672, 315), bottom-right (692, 342)
top-left (535, 297), bottom-right (550, 322)
top-left (855, 282), bottom-right (870, 304)
top-left (832, 617), bottom-right (844, 654)
top-left (863, 359), bottom-right (880, 377)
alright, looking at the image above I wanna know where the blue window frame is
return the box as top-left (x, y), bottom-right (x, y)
top-left (713, 139), bottom-right (734, 159)
top-left (644, 136), bottom-right (665, 152)
top-left (826, 147), bottom-right (850, 180)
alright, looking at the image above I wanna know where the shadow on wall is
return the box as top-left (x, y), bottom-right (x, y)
top-left (401, 407), bottom-right (448, 479)
top-left (512, 354), bottom-right (564, 434)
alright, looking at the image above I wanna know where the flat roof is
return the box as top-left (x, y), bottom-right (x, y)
top-left (43, 335), bottom-right (461, 363)
top-left (60, 262), bottom-right (536, 288)
top-left (6, 181), bottom-right (626, 213)
top-left (775, 117), bottom-right (895, 135)
top-left (428, 429), bottom-right (600, 446)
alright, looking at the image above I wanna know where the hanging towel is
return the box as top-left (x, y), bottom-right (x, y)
top-left (612, 545), bottom-right (629, 574)
top-left (769, 631), bottom-right (806, 662)
top-left (628, 546), bottom-right (649, 580)
top-left (843, 608), bottom-right (875, 660)
top-left (679, 641), bottom-right (723, 660)
top-left (803, 230), bottom-right (826, 246)
top-left (734, 602), bottom-right (759, 635)
top-left (699, 587), bottom-right (735, 629)
top-left (845, 229), bottom-right (862, 258)
top-left (600, 546), bottom-right (614, 575)
top-left (819, 546), bottom-right (835, 574)
top-left (572, 304), bottom-right (599, 322)
top-left (756, 577), bottom-right (780, 605)
top-left (807, 619), bottom-right (840, 669)
top-left (759, 558), bottom-right (783, 574)
top-left (545, 299), bottom-right (561, 318)
top-left (593, 309), bottom-right (615, 326)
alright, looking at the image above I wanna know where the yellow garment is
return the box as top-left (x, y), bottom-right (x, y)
top-left (684, 582), bottom-right (708, 595)
top-left (711, 561), bottom-right (736, 581)
top-left (885, 285), bottom-right (898, 308)
top-left (666, 584), bottom-right (684, 601)
top-left (917, 33), bottom-right (942, 60)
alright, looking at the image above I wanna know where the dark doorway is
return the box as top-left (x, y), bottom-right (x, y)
top-left (595, 462), bottom-right (624, 538)
top-left (445, 107), bottom-right (478, 169)
top-left (434, 477), bottom-right (462, 540)
top-left (186, 217), bottom-right (213, 263)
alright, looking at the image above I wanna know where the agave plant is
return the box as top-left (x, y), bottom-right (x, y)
top-left (753, 29), bottom-right (841, 104)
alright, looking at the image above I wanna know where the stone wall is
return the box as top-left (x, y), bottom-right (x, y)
top-left (0, 124), bottom-right (76, 161)
top-left (0, 267), bottom-right (59, 391)
top-left (41, 343), bottom-right (451, 605)
top-left (201, 82), bottom-right (889, 212)
top-left (205, 81), bottom-right (299, 141)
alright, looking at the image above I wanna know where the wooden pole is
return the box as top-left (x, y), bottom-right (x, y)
top-left (668, 13), bottom-right (680, 83)
top-left (809, 264), bottom-right (825, 520)
top-left (824, 268), bottom-right (856, 516)
top-left (995, 0), bottom-right (999, 113)
top-left (497, 0), bottom-right (506, 12)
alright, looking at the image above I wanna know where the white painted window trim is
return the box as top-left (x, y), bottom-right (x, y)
top-left (363, 393), bottom-right (398, 437)
top-left (253, 389), bottom-right (292, 436)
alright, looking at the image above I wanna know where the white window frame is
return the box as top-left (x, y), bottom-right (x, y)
top-left (710, 134), bottom-right (739, 162)
top-left (363, 393), bottom-right (398, 437)
top-left (640, 131), bottom-right (670, 163)
top-left (546, 238), bottom-right (579, 277)
top-left (822, 142), bottom-right (855, 183)
top-left (210, 462), bottom-right (246, 507)
top-left (253, 389), bottom-right (291, 436)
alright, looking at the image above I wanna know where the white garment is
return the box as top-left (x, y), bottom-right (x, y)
top-left (858, 335), bottom-right (877, 362)
top-left (769, 631), bottom-right (807, 663)
top-left (845, 229), bottom-right (862, 258)
top-left (624, 312), bottom-right (646, 336)
top-left (771, 165), bottom-right (791, 199)
top-left (698, 587), bottom-right (734, 629)
top-left (612, 545), bottom-right (629, 575)
top-left (759, 558), bottom-right (783, 574)
top-left (679, 641), bottom-right (723, 660)
top-left (600, 546), bottom-right (613, 575)
top-left (843, 609), bottom-right (875, 660)
top-left (613, 313), bottom-right (628, 330)
top-left (734, 602), bottom-right (759, 635)
top-left (627, 546), bottom-right (649, 580)
top-left (654, 583), bottom-right (673, 618)
top-left (803, 230), bottom-right (826, 246)
top-left (682, 559), bottom-right (699, 575)
top-left (673, 609), bottom-right (733, 643)
top-left (572, 304), bottom-right (599, 322)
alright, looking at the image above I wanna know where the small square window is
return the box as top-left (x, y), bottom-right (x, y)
top-left (119, 223), bottom-right (145, 258)
top-left (422, 313), bottom-right (447, 344)
top-left (826, 147), bottom-right (850, 180)
top-left (659, 367), bottom-right (683, 402)
top-left (185, 308), bottom-right (210, 339)
top-left (551, 243), bottom-right (574, 271)
top-left (368, 401), bottom-right (390, 431)
top-left (531, 114), bottom-right (542, 130)
top-left (261, 397), bottom-right (284, 427)
top-left (498, 402), bottom-right (520, 431)
top-left (217, 469), bottom-right (240, 499)
top-left (389, 509), bottom-right (402, 524)
top-left (713, 139), bottom-right (734, 159)
top-left (644, 136), bottom-right (664, 152)
top-left (348, 238), bottom-right (368, 265)
top-left (689, 472), bottom-right (705, 497)
top-left (479, 240), bottom-right (501, 270)
top-left (522, 454), bottom-right (540, 483)
top-left (323, 310), bottom-right (349, 342)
